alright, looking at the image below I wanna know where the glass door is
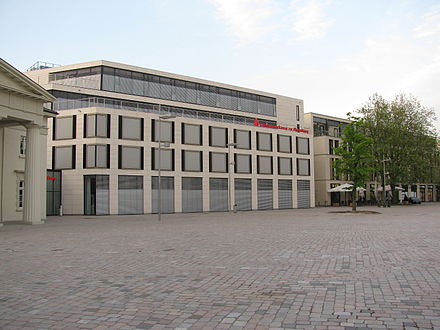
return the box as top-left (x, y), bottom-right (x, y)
top-left (84, 176), bottom-right (96, 215)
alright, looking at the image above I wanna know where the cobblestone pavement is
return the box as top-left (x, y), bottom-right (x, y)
top-left (1, 204), bottom-right (440, 330)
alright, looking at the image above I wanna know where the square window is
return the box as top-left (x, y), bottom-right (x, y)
top-left (235, 154), bottom-right (251, 173)
top-left (297, 158), bottom-right (310, 176)
top-left (296, 137), bottom-right (310, 155)
top-left (152, 119), bottom-right (174, 143)
top-left (119, 116), bottom-right (143, 140)
top-left (119, 146), bottom-right (143, 169)
top-left (278, 157), bottom-right (292, 175)
top-left (182, 123), bottom-right (202, 145)
top-left (182, 150), bottom-right (202, 172)
top-left (234, 129), bottom-right (251, 149)
top-left (257, 132), bottom-right (272, 151)
top-left (209, 152), bottom-right (228, 172)
top-left (257, 155), bottom-right (272, 174)
top-left (209, 126), bottom-right (227, 147)
top-left (54, 116), bottom-right (76, 140)
top-left (152, 148), bottom-right (174, 171)
top-left (53, 146), bottom-right (75, 169)
top-left (278, 135), bottom-right (292, 153)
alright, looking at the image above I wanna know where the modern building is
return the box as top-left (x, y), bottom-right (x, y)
top-left (26, 60), bottom-right (314, 215)
top-left (305, 112), bottom-right (438, 206)
top-left (0, 58), bottom-right (56, 225)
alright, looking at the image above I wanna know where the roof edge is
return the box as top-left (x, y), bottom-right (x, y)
top-left (0, 58), bottom-right (56, 102)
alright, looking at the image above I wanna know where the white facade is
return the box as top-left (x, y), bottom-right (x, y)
top-left (26, 60), bottom-right (314, 215)
top-left (0, 58), bottom-right (56, 224)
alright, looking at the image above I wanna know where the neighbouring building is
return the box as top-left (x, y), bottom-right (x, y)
top-left (25, 60), bottom-right (314, 215)
top-left (305, 112), bottom-right (438, 206)
top-left (0, 58), bottom-right (56, 225)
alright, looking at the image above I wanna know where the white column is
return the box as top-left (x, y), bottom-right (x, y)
top-left (23, 124), bottom-right (43, 224)
top-left (40, 126), bottom-right (48, 220)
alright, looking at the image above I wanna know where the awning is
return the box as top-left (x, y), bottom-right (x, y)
top-left (328, 183), bottom-right (367, 193)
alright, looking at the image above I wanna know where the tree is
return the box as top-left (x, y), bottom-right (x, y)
top-left (358, 93), bottom-right (439, 198)
top-left (333, 117), bottom-right (373, 211)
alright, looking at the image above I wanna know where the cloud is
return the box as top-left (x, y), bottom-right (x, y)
top-left (291, 0), bottom-right (333, 40)
top-left (207, 0), bottom-right (276, 42)
top-left (414, 4), bottom-right (440, 38)
top-left (238, 35), bottom-right (440, 131)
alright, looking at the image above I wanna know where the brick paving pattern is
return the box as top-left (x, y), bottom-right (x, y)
top-left (1, 204), bottom-right (440, 329)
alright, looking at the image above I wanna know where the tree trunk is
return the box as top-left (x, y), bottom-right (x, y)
top-left (352, 187), bottom-right (357, 211)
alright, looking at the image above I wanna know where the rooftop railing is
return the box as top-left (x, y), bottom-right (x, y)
top-left (53, 96), bottom-right (277, 127)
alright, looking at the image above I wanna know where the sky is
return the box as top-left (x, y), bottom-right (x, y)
top-left (1, 0), bottom-right (439, 132)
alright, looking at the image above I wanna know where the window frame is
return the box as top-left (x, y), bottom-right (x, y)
top-left (182, 123), bottom-right (202, 145)
top-left (182, 150), bottom-right (203, 172)
top-left (209, 152), bottom-right (228, 173)
top-left (297, 158), bottom-right (311, 176)
top-left (256, 132), bottom-right (272, 151)
top-left (53, 116), bottom-right (76, 140)
top-left (296, 137), bottom-right (310, 155)
top-left (118, 145), bottom-right (144, 170)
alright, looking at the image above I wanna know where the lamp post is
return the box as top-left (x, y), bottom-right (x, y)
top-left (158, 113), bottom-right (176, 221)
top-left (226, 142), bottom-right (238, 212)
top-left (382, 157), bottom-right (391, 207)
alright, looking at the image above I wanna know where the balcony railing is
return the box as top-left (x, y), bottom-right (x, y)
top-left (53, 96), bottom-right (277, 127)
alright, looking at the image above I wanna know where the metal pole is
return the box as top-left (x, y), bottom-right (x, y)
top-left (158, 108), bottom-right (162, 221)
top-left (228, 143), bottom-right (232, 212)
top-left (382, 157), bottom-right (386, 207)
top-left (227, 142), bottom-right (238, 212)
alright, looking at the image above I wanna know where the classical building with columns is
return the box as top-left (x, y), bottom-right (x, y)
top-left (25, 60), bottom-right (314, 215)
top-left (0, 58), bottom-right (56, 224)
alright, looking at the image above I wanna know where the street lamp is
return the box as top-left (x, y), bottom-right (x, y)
top-left (226, 142), bottom-right (238, 212)
top-left (158, 113), bottom-right (176, 221)
top-left (382, 157), bottom-right (391, 207)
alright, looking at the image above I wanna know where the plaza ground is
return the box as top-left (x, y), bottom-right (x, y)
top-left (1, 204), bottom-right (439, 329)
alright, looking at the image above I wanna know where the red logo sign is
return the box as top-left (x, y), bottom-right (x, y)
top-left (254, 119), bottom-right (309, 133)
top-left (47, 176), bottom-right (57, 180)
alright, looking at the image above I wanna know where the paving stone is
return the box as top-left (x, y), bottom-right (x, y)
top-left (0, 204), bottom-right (439, 329)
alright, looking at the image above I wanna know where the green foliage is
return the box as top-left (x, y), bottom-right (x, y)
top-left (333, 118), bottom-right (373, 210)
top-left (358, 93), bottom-right (439, 185)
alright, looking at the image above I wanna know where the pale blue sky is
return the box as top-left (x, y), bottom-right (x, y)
top-left (1, 0), bottom-right (439, 130)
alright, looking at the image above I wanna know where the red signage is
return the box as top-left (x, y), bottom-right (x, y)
top-left (47, 176), bottom-right (57, 180)
top-left (254, 119), bottom-right (309, 133)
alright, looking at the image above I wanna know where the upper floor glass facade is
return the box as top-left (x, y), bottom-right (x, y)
top-left (49, 66), bottom-right (277, 117)
top-left (50, 91), bottom-right (277, 128)
top-left (313, 116), bottom-right (347, 137)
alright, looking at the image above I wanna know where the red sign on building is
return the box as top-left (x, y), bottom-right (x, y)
top-left (254, 119), bottom-right (309, 133)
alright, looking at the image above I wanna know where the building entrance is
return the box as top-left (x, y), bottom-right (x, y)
top-left (84, 175), bottom-right (109, 215)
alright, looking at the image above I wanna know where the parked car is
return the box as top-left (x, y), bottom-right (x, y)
top-left (409, 197), bottom-right (422, 204)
